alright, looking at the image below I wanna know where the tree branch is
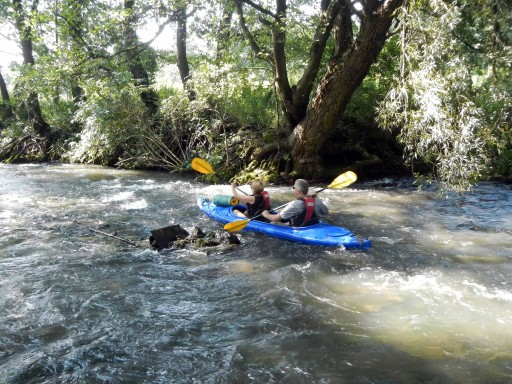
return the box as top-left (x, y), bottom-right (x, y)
top-left (233, 0), bottom-right (273, 62)
top-left (240, 0), bottom-right (277, 19)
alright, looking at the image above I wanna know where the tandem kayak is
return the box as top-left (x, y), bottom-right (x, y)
top-left (197, 197), bottom-right (371, 248)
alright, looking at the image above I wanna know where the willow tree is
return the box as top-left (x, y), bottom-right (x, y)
top-left (378, 0), bottom-right (512, 189)
top-left (233, 0), bottom-right (403, 178)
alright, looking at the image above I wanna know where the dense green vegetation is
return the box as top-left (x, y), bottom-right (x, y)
top-left (0, 0), bottom-right (510, 189)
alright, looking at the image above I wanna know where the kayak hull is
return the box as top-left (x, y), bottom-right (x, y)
top-left (197, 197), bottom-right (371, 248)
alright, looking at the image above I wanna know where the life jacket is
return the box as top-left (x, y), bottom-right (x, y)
top-left (247, 192), bottom-right (271, 218)
top-left (260, 191), bottom-right (271, 210)
top-left (290, 196), bottom-right (319, 227)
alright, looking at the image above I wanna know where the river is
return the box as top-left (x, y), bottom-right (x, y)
top-left (1, 163), bottom-right (511, 383)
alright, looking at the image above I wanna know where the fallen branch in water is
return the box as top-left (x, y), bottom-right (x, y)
top-left (89, 228), bottom-right (139, 247)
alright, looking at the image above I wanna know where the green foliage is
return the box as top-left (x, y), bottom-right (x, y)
top-left (345, 36), bottom-right (400, 126)
top-left (136, 93), bottom-right (215, 170)
top-left (0, 120), bottom-right (29, 139)
top-left (113, 91), bottom-right (234, 172)
top-left (471, 62), bottom-right (512, 179)
top-left (495, 146), bottom-right (512, 179)
top-left (189, 62), bottom-right (277, 133)
top-left (65, 82), bottom-right (149, 165)
top-left (377, 0), bottom-right (512, 189)
top-left (2, 0), bottom-right (510, 187)
top-left (40, 100), bottom-right (78, 134)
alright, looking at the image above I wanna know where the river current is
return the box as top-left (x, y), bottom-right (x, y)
top-left (0, 163), bottom-right (511, 383)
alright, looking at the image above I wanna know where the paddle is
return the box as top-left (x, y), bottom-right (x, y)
top-left (224, 171), bottom-right (357, 232)
top-left (191, 157), bottom-right (248, 195)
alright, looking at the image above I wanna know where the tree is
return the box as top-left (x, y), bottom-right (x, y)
top-left (377, 0), bottom-right (512, 189)
top-left (124, 0), bottom-right (160, 116)
top-left (216, 0), bottom-right (234, 57)
top-left (290, 0), bottom-right (403, 177)
top-left (12, 0), bottom-right (51, 137)
top-left (0, 70), bottom-right (14, 123)
top-left (175, 4), bottom-right (196, 99)
top-left (232, 0), bottom-right (403, 178)
top-left (54, 0), bottom-right (89, 105)
top-left (234, 0), bottom-right (334, 133)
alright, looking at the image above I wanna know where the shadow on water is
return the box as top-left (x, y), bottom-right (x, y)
top-left (1, 164), bottom-right (512, 383)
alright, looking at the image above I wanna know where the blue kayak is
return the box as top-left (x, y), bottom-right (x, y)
top-left (197, 197), bottom-right (371, 248)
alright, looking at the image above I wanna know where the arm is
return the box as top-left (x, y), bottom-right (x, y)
top-left (315, 198), bottom-right (329, 216)
top-left (262, 210), bottom-right (283, 223)
top-left (231, 183), bottom-right (255, 204)
top-left (263, 200), bottom-right (302, 223)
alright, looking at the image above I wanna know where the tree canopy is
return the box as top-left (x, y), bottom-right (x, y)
top-left (0, 0), bottom-right (510, 188)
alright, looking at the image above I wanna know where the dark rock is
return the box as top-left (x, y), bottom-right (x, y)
top-left (150, 224), bottom-right (190, 249)
top-left (149, 225), bottom-right (240, 250)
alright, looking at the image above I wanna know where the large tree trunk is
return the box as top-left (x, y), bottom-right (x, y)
top-left (124, 0), bottom-right (159, 116)
top-left (0, 71), bottom-right (14, 123)
top-left (13, 0), bottom-right (51, 137)
top-left (290, 0), bottom-right (403, 178)
top-left (273, 0), bottom-right (341, 133)
top-left (176, 6), bottom-right (195, 100)
top-left (0, 71), bottom-right (11, 104)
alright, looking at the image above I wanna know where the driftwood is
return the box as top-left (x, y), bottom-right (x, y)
top-left (89, 228), bottom-right (139, 247)
top-left (149, 224), bottom-right (240, 250)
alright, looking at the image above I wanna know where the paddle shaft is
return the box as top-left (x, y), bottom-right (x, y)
top-left (228, 178), bottom-right (249, 196)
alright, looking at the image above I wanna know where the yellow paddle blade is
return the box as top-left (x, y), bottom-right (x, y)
top-left (224, 219), bottom-right (251, 233)
top-left (327, 171), bottom-right (357, 189)
top-left (191, 157), bottom-right (215, 175)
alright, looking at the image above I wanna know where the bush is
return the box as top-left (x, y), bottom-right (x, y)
top-left (189, 62), bottom-right (277, 132)
top-left (64, 82), bottom-right (149, 166)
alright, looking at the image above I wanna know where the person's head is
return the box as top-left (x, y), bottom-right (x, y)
top-left (293, 179), bottom-right (309, 195)
top-left (251, 180), bottom-right (265, 194)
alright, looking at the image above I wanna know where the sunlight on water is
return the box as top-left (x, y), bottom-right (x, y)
top-left (223, 260), bottom-right (257, 274)
top-left (101, 191), bottom-right (134, 202)
top-left (1, 193), bottom-right (33, 205)
top-left (338, 189), bottom-right (429, 220)
top-left (0, 210), bottom-right (15, 219)
top-left (313, 269), bottom-right (512, 362)
top-left (120, 199), bottom-right (149, 210)
top-left (419, 223), bottom-right (512, 261)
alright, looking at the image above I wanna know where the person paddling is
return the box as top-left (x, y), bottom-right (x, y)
top-left (231, 180), bottom-right (271, 221)
top-left (262, 179), bottom-right (328, 227)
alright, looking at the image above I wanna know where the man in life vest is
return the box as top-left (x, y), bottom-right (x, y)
top-left (231, 180), bottom-right (271, 221)
top-left (262, 179), bottom-right (329, 227)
